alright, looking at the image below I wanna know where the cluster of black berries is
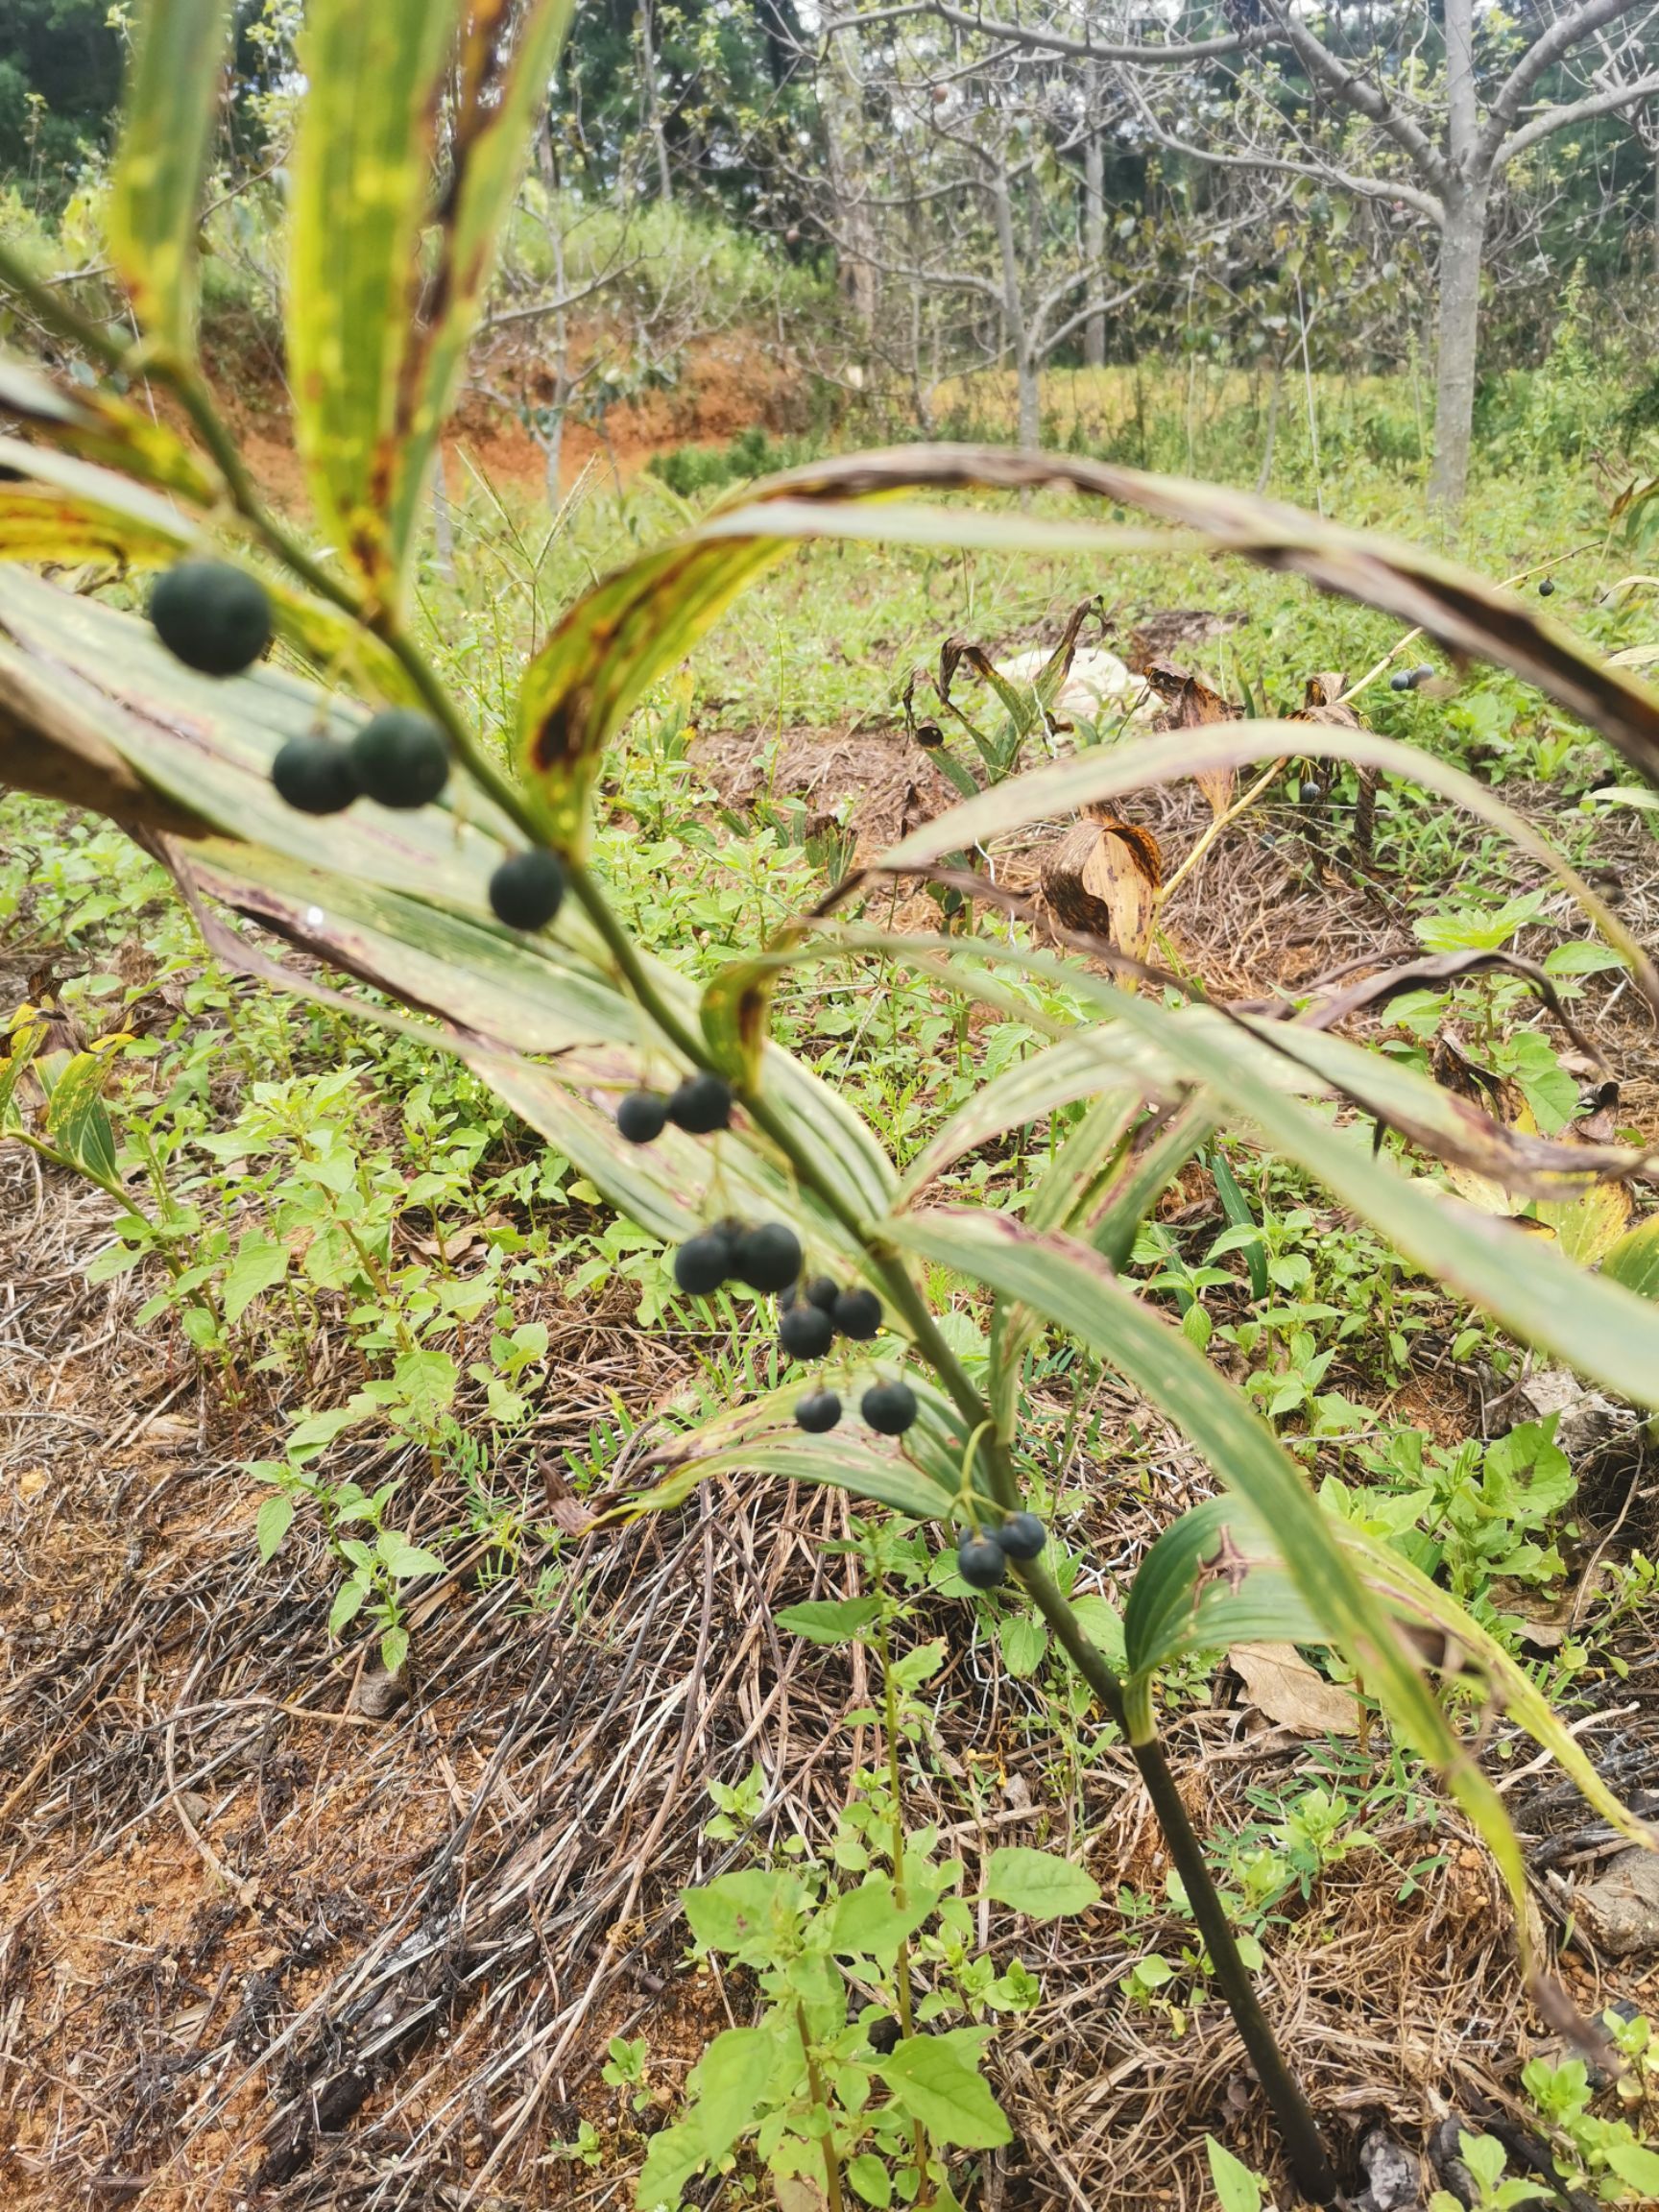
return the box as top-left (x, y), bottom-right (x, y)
top-left (798, 1377), bottom-right (918, 1438)
top-left (780, 1274), bottom-right (882, 1355)
top-left (617, 1075), bottom-right (733, 1143)
top-left (146, 559), bottom-right (565, 936)
top-left (955, 1512), bottom-right (1047, 1589)
top-left (674, 1216), bottom-right (802, 1297)
top-left (1388, 663), bottom-right (1437, 693)
top-left (780, 1279), bottom-right (908, 1436)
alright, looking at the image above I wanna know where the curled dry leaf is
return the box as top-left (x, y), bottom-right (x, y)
top-left (1143, 656), bottom-right (1235, 817)
top-left (1041, 813), bottom-right (1162, 949)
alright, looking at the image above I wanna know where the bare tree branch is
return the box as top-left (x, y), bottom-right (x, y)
top-left (1497, 68), bottom-right (1659, 166)
top-left (1481, 0), bottom-right (1658, 156)
top-left (1265, 6), bottom-right (1450, 192)
top-left (1123, 82), bottom-right (1446, 225)
top-left (827, 1), bottom-right (1264, 66)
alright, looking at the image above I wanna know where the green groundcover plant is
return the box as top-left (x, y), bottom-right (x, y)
top-left (3, 2), bottom-right (1659, 2201)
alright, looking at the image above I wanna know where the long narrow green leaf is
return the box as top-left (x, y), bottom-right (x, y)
top-left (1123, 1499), bottom-right (1326, 1690)
top-left (1601, 1217), bottom-right (1659, 1300)
top-left (385, 0), bottom-right (577, 566)
top-left (0, 359), bottom-right (223, 503)
top-left (287, 0), bottom-right (456, 595)
top-left (882, 1205), bottom-right (1536, 1940)
top-left (897, 1034), bottom-right (1149, 1201)
top-left (107, 0), bottom-right (231, 349)
top-left (623, 1431), bottom-right (964, 1527)
top-left (0, 437), bottom-right (201, 565)
top-left (813, 924), bottom-right (1659, 1412)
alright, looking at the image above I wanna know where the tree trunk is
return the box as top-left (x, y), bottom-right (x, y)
top-left (1083, 71), bottom-right (1105, 371)
top-left (1429, 180), bottom-right (1486, 511)
top-left (823, 31), bottom-right (877, 334)
top-left (1431, 0), bottom-right (1481, 511)
top-left (991, 166), bottom-right (1039, 446)
top-left (542, 407), bottom-right (566, 510)
top-left (638, 0), bottom-right (673, 204)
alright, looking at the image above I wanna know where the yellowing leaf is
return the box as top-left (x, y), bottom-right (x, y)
top-left (108, 0), bottom-right (232, 349)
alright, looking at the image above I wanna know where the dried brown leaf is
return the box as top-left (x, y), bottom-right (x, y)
top-left (1229, 1643), bottom-right (1358, 1736)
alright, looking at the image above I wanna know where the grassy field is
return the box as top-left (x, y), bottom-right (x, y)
top-left (4, 375), bottom-right (1659, 2211)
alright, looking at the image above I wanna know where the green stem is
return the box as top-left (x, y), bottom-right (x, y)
top-left (795, 2001), bottom-right (847, 2212)
top-left (874, 1607), bottom-right (932, 2197)
top-left (1016, 1561), bottom-right (1340, 2205)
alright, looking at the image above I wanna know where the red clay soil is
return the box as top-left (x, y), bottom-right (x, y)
top-left (198, 325), bottom-right (804, 516)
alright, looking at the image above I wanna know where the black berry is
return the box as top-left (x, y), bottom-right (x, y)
top-left (998, 1511), bottom-right (1046, 1561)
top-left (673, 1228), bottom-right (733, 1296)
top-left (272, 734), bottom-right (359, 814)
top-left (665, 1073), bottom-right (733, 1134)
top-left (780, 1303), bottom-right (834, 1359)
top-left (861, 1380), bottom-right (918, 1435)
top-left (832, 1286), bottom-right (882, 1340)
top-left (805, 1275), bottom-right (840, 1312)
top-left (794, 1390), bottom-right (842, 1433)
top-left (1389, 669), bottom-right (1414, 692)
top-left (1412, 664), bottom-right (1436, 685)
top-left (957, 1533), bottom-right (1007, 1589)
top-left (617, 1091), bottom-right (669, 1144)
top-left (733, 1222), bottom-right (803, 1294)
top-left (490, 849), bottom-right (565, 930)
top-left (1538, 577), bottom-right (1556, 596)
top-left (150, 561), bottom-right (273, 676)
top-left (349, 709), bottom-right (449, 808)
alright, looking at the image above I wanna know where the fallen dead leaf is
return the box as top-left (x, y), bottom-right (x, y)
top-left (1229, 1643), bottom-right (1358, 1736)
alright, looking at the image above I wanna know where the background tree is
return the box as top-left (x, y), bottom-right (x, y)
top-left (892, 0), bottom-right (1659, 504)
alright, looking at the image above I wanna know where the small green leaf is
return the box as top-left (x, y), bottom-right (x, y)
top-left (983, 1847), bottom-right (1100, 1922)
top-left (255, 1492), bottom-right (295, 1563)
top-left (391, 1347), bottom-right (457, 1425)
top-left (1067, 1591), bottom-right (1126, 1667)
top-left (379, 1623), bottom-right (409, 1676)
top-left (377, 1535), bottom-right (445, 1580)
top-left (998, 1612), bottom-right (1047, 1678)
top-left (327, 1576), bottom-right (369, 1637)
top-left (682, 1869), bottom-right (805, 1957)
top-left (824, 1877), bottom-right (929, 1962)
top-left (694, 2026), bottom-right (773, 2159)
top-left (877, 2032), bottom-right (1011, 2150)
top-left (223, 1230), bottom-right (291, 1324)
top-left (635, 2113), bottom-right (709, 2210)
top-left (846, 2152), bottom-right (893, 2208)
top-left (1605, 2140), bottom-right (1659, 2192)
top-left (775, 1596), bottom-right (883, 1645)
top-left (1204, 2135), bottom-right (1263, 2212)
